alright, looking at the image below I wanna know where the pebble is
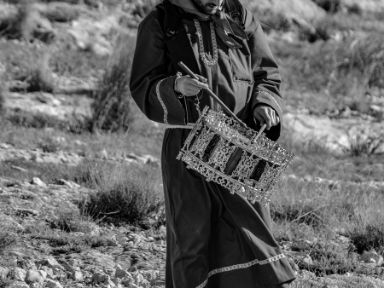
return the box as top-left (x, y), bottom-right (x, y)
top-left (38, 270), bottom-right (47, 281)
top-left (25, 270), bottom-right (44, 283)
top-left (0, 267), bottom-right (10, 280)
top-left (121, 274), bottom-right (134, 286)
top-left (72, 270), bottom-right (84, 281)
top-left (45, 279), bottom-right (64, 288)
top-left (54, 179), bottom-right (80, 189)
top-left (10, 268), bottom-right (26, 281)
top-left (30, 177), bottom-right (47, 187)
top-left (92, 272), bottom-right (110, 284)
top-left (5, 281), bottom-right (30, 288)
top-left (360, 251), bottom-right (384, 266)
top-left (38, 257), bottom-right (65, 271)
top-left (115, 265), bottom-right (129, 279)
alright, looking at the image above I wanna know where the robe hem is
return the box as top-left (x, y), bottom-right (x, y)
top-left (195, 253), bottom-right (286, 288)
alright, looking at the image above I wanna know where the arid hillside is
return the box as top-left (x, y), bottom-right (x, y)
top-left (0, 0), bottom-right (383, 288)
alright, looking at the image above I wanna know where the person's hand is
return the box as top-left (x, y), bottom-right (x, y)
top-left (253, 105), bottom-right (280, 130)
top-left (175, 75), bottom-right (208, 97)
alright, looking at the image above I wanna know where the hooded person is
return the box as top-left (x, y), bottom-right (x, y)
top-left (129, 0), bottom-right (296, 287)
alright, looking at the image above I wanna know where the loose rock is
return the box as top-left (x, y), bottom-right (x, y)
top-left (10, 268), bottom-right (26, 281)
top-left (45, 279), bottom-right (63, 288)
top-left (25, 270), bottom-right (44, 283)
top-left (30, 177), bottom-right (47, 187)
top-left (115, 265), bottom-right (129, 279)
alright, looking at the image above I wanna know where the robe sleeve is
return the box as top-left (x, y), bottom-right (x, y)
top-left (243, 8), bottom-right (284, 139)
top-left (129, 11), bottom-right (186, 125)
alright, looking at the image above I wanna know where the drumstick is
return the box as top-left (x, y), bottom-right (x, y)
top-left (177, 62), bottom-right (247, 129)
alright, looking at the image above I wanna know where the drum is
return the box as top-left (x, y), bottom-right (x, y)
top-left (177, 106), bottom-right (294, 205)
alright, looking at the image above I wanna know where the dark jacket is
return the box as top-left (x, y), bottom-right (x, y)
top-left (129, 0), bottom-right (283, 140)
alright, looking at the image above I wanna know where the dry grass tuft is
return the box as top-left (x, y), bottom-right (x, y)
top-left (6, 111), bottom-right (90, 133)
top-left (78, 161), bottom-right (163, 225)
top-left (91, 33), bottom-right (136, 132)
top-left (0, 65), bottom-right (5, 113)
top-left (0, 232), bottom-right (17, 253)
top-left (23, 51), bottom-right (55, 93)
top-left (349, 225), bottom-right (384, 254)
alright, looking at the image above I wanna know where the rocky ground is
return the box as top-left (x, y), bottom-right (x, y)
top-left (0, 0), bottom-right (384, 288)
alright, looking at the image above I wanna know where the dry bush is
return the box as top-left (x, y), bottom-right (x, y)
top-left (48, 209), bottom-right (98, 234)
top-left (6, 111), bottom-right (90, 133)
top-left (294, 242), bottom-right (358, 276)
top-left (0, 41), bottom-right (55, 93)
top-left (345, 134), bottom-right (384, 157)
top-left (50, 45), bottom-right (107, 79)
top-left (23, 51), bottom-right (55, 93)
top-left (273, 32), bottom-right (384, 104)
top-left (91, 33), bottom-right (136, 132)
top-left (78, 161), bottom-right (163, 225)
top-left (0, 1), bottom-right (55, 43)
top-left (312, 0), bottom-right (341, 14)
top-left (349, 225), bottom-right (384, 254)
top-left (0, 232), bottom-right (17, 253)
top-left (0, 66), bottom-right (5, 113)
top-left (41, 3), bottom-right (80, 23)
top-left (253, 9), bottom-right (291, 33)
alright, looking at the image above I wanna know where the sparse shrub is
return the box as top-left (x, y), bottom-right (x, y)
top-left (271, 202), bottom-right (326, 228)
top-left (37, 136), bottom-right (61, 153)
top-left (0, 1), bottom-right (55, 43)
top-left (91, 33), bottom-right (135, 132)
top-left (49, 209), bottom-right (97, 234)
top-left (0, 232), bottom-right (17, 252)
top-left (347, 4), bottom-right (362, 15)
top-left (255, 9), bottom-right (291, 33)
top-left (0, 65), bottom-right (5, 112)
top-left (6, 111), bottom-right (91, 133)
top-left (299, 242), bottom-right (358, 276)
top-left (79, 162), bottom-right (163, 225)
top-left (349, 225), bottom-right (384, 254)
top-left (312, 0), bottom-right (341, 14)
top-left (23, 51), bottom-right (55, 93)
top-left (272, 32), bottom-right (384, 100)
top-left (50, 44), bottom-right (107, 79)
top-left (41, 3), bottom-right (80, 23)
top-left (345, 134), bottom-right (384, 157)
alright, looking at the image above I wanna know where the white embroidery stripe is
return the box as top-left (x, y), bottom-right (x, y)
top-left (163, 124), bottom-right (194, 129)
top-left (156, 79), bottom-right (168, 124)
top-left (196, 254), bottom-right (286, 288)
top-left (257, 90), bottom-right (282, 113)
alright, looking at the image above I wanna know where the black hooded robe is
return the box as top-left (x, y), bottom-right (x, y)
top-left (130, 1), bottom-right (296, 287)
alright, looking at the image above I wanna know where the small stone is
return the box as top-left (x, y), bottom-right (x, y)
top-left (45, 279), bottom-right (64, 288)
top-left (38, 257), bottom-right (64, 271)
top-left (10, 267), bottom-right (26, 281)
top-left (361, 251), bottom-right (384, 266)
top-left (40, 266), bottom-right (54, 278)
top-left (5, 281), bottom-right (30, 288)
top-left (15, 208), bottom-right (39, 217)
top-left (72, 270), bottom-right (83, 281)
top-left (25, 270), bottom-right (44, 283)
top-left (38, 270), bottom-right (47, 281)
top-left (30, 177), bottom-right (47, 187)
top-left (0, 266), bottom-right (10, 280)
top-left (100, 149), bottom-right (108, 159)
top-left (114, 265), bottom-right (129, 279)
top-left (54, 179), bottom-right (80, 189)
top-left (121, 274), bottom-right (134, 286)
top-left (92, 272), bottom-right (109, 284)
top-left (302, 255), bottom-right (314, 266)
